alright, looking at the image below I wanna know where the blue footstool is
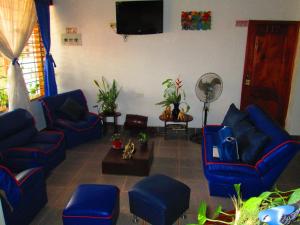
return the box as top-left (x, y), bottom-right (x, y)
top-left (63, 184), bottom-right (119, 225)
top-left (128, 174), bottom-right (190, 225)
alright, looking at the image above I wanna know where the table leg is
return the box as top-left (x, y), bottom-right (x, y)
top-left (103, 117), bottom-right (107, 135)
top-left (164, 121), bottom-right (167, 139)
top-left (185, 121), bottom-right (188, 139)
top-left (113, 116), bottom-right (118, 133)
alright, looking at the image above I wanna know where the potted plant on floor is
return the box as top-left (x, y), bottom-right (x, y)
top-left (137, 132), bottom-right (149, 150)
top-left (94, 77), bottom-right (120, 115)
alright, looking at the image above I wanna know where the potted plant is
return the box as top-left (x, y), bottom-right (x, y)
top-left (156, 77), bottom-right (190, 120)
top-left (137, 132), bottom-right (149, 149)
top-left (94, 77), bottom-right (120, 115)
top-left (111, 133), bottom-right (123, 150)
top-left (188, 184), bottom-right (300, 225)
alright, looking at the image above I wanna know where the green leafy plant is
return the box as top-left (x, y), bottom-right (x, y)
top-left (0, 89), bottom-right (8, 108)
top-left (189, 184), bottom-right (300, 225)
top-left (94, 77), bottom-right (120, 115)
top-left (111, 133), bottom-right (121, 141)
top-left (29, 83), bottom-right (40, 96)
top-left (156, 78), bottom-right (190, 112)
top-left (137, 132), bottom-right (149, 143)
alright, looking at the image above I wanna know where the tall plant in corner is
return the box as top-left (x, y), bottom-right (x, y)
top-left (94, 77), bottom-right (120, 115)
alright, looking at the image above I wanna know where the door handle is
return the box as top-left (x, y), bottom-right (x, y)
top-left (245, 74), bottom-right (251, 86)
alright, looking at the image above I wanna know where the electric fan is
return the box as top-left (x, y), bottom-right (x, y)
top-left (195, 72), bottom-right (223, 127)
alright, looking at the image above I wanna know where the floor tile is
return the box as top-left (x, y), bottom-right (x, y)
top-left (28, 133), bottom-right (300, 225)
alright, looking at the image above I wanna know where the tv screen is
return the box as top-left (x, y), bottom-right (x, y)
top-left (116, 0), bottom-right (163, 35)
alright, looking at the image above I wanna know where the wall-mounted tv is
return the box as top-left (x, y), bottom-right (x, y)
top-left (116, 0), bottom-right (163, 35)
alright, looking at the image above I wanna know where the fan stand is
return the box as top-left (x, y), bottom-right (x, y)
top-left (203, 102), bottom-right (209, 127)
top-left (190, 102), bottom-right (209, 144)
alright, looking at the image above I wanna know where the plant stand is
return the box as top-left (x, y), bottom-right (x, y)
top-left (99, 112), bottom-right (121, 134)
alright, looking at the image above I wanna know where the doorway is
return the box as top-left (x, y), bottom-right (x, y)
top-left (240, 20), bottom-right (299, 127)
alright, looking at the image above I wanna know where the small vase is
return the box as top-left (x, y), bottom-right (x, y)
top-left (172, 103), bottom-right (180, 120)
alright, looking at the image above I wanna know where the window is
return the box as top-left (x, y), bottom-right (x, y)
top-left (0, 22), bottom-right (45, 111)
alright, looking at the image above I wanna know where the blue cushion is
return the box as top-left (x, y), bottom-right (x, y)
top-left (246, 105), bottom-right (289, 144)
top-left (222, 103), bottom-right (248, 127)
top-left (217, 126), bottom-right (239, 162)
top-left (240, 130), bottom-right (270, 165)
top-left (59, 97), bottom-right (85, 121)
top-left (63, 184), bottom-right (119, 225)
top-left (232, 119), bottom-right (256, 151)
top-left (128, 174), bottom-right (190, 225)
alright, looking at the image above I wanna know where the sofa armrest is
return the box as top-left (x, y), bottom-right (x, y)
top-left (16, 167), bottom-right (45, 193)
top-left (204, 161), bottom-right (259, 176)
top-left (256, 140), bottom-right (300, 175)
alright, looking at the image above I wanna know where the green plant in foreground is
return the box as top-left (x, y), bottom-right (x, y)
top-left (188, 184), bottom-right (300, 225)
top-left (94, 77), bottom-right (120, 114)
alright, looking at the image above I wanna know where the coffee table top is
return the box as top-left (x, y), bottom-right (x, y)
top-left (102, 141), bottom-right (154, 176)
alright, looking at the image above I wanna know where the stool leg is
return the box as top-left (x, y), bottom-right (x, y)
top-left (132, 215), bottom-right (139, 223)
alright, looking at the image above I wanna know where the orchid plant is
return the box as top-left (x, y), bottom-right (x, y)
top-left (156, 77), bottom-right (190, 112)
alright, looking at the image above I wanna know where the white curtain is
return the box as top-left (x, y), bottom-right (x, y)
top-left (0, 0), bottom-right (37, 111)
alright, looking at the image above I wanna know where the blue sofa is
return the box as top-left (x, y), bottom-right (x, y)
top-left (202, 104), bottom-right (300, 199)
top-left (40, 89), bottom-right (102, 148)
top-left (0, 165), bottom-right (47, 225)
top-left (0, 109), bottom-right (65, 173)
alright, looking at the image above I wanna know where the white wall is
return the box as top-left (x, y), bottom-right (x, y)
top-left (50, 0), bottom-right (300, 133)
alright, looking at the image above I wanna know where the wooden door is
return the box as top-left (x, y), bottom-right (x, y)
top-left (240, 20), bottom-right (299, 127)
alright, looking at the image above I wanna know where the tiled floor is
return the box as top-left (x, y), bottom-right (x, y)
top-left (30, 132), bottom-right (300, 225)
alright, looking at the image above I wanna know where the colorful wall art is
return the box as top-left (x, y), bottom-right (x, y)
top-left (181, 11), bottom-right (211, 30)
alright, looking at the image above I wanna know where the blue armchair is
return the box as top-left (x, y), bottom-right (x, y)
top-left (0, 165), bottom-right (47, 225)
top-left (40, 89), bottom-right (103, 148)
top-left (0, 109), bottom-right (65, 174)
top-left (202, 104), bottom-right (300, 199)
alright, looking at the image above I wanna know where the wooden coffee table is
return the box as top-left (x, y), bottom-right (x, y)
top-left (102, 141), bottom-right (154, 176)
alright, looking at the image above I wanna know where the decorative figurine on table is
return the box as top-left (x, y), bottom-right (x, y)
top-left (122, 139), bottom-right (135, 159)
top-left (162, 106), bottom-right (172, 120)
top-left (258, 201), bottom-right (300, 225)
top-left (177, 108), bottom-right (186, 121)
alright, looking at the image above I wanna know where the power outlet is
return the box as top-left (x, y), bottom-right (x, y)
top-left (61, 33), bottom-right (82, 46)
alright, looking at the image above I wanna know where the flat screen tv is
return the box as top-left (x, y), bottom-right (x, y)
top-left (116, 0), bottom-right (163, 35)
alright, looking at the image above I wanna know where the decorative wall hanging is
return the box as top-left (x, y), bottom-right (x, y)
top-left (181, 11), bottom-right (211, 30)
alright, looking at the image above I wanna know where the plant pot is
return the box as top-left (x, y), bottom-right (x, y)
top-left (102, 103), bottom-right (117, 115)
top-left (112, 140), bottom-right (123, 150)
top-left (172, 103), bottom-right (180, 120)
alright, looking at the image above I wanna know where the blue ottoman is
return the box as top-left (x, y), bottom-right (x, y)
top-left (63, 184), bottom-right (119, 225)
top-left (128, 174), bottom-right (190, 225)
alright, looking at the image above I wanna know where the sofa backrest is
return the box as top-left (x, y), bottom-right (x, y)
top-left (246, 105), bottom-right (290, 156)
top-left (0, 109), bottom-right (37, 151)
top-left (40, 89), bottom-right (89, 127)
